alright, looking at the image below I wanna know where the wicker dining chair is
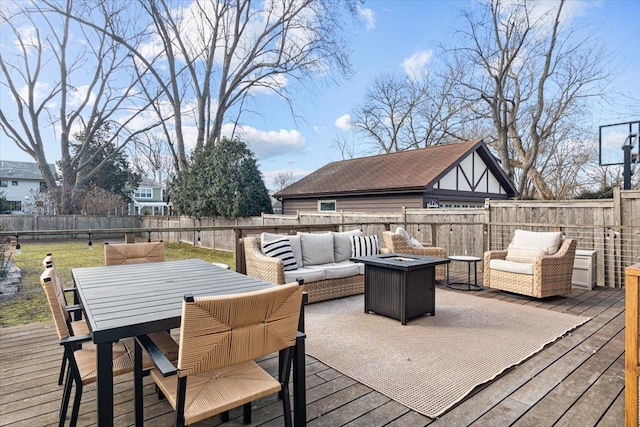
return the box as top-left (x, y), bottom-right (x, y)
top-left (104, 241), bottom-right (165, 266)
top-left (40, 267), bottom-right (178, 427)
top-left (137, 282), bottom-right (304, 427)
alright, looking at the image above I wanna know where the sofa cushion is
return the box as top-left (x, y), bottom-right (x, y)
top-left (351, 235), bottom-right (379, 257)
top-left (506, 247), bottom-right (547, 263)
top-left (262, 232), bottom-right (303, 268)
top-left (355, 262), bottom-right (365, 274)
top-left (395, 227), bottom-right (411, 244)
top-left (261, 237), bottom-right (298, 271)
top-left (324, 262), bottom-right (361, 279)
top-left (299, 232), bottom-right (335, 266)
top-left (332, 229), bottom-right (363, 262)
top-left (490, 259), bottom-right (534, 275)
top-left (511, 230), bottom-right (562, 255)
top-left (284, 266), bottom-right (326, 284)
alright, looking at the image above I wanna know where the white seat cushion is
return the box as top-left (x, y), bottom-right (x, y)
top-left (355, 263), bottom-right (365, 274)
top-left (490, 259), bottom-right (534, 275)
top-left (323, 262), bottom-right (361, 279)
top-left (284, 266), bottom-right (326, 284)
top-left (511, 230), bottom-right (562, 255)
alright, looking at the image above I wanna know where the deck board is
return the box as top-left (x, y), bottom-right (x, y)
top-left (0, 274), bottom-right (626, 427)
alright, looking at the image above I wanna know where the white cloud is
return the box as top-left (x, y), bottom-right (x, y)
top-left (401, 50), bottom-right (433, 79)
top-left (334, 114), bottom-right (351, 130)
top-left (221, 124), bottom-right (306, 159)
top-left (357, 6), bottom-right (376, 30)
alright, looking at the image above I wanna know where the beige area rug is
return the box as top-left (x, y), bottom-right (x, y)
top-left (304, 290), bottom-right (590, 418)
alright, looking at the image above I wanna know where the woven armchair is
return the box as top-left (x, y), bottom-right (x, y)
top-left (381, 231), bottom-right (447, 280)
top-left (484, 238), bottom-right (577, 298)
top-left (136, 283), bottom-right (304, 427)
top-left (104, 241), bottom-right (165, 266)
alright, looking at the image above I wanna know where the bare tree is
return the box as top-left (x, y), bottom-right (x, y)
top-left (448, 0), bottom-right (612, 198)
top-left (47, 0), bottom-right (358, 171)
top-left (0, 0), bottom-right (161, 213)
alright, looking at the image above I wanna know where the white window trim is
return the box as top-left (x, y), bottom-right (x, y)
top-left (135, 187), bottom-right (153, 198)
top-left (317, 200), bottom-right (336, 212)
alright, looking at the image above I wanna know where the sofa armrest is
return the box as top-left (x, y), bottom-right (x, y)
top-left (243, 237), bottom-right (286, 284)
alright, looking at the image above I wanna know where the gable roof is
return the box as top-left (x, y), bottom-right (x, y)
top-left (0, 160), bottom-right (56, 180)
top-left (274, 139), bottom-right (517, 198)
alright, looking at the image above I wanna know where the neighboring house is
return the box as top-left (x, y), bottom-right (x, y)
top-left (274, 139), bottom-right (518, 214)
top-left (0, 160), bottom-right (55, 214)
top-left (130, 177), bottom-right (169, 215)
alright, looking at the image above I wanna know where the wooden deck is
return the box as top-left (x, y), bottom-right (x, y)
top-left (0, 275), bottom-right (625, 426)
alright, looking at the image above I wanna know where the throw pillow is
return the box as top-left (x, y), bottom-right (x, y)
top-left (409, 237), bottom-right (424, 248)
top-left (332, 229), bottom-right (363, 262)
top-left (505, 246), bottom-right (548, 263)
top-left (395, 227), bottom-right (411, 244)
top-left (299, 232), bottom-right (335, 266)
top-left (261, 232), bottom-right (303, 268)
top-left (351, 235), bottom-right (379, 257)
top-left (261, 237), bottom-right (298, 271)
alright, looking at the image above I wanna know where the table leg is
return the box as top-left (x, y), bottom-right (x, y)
top-left (96, 342), bottom-right (114, 426)
top-left (293, 332), bottom-right (306, 427)
top-left (134, 339), bottom-right (143, 427)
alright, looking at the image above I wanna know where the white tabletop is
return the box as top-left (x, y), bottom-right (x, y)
top-left (448, 255), bottom-right (482, 262)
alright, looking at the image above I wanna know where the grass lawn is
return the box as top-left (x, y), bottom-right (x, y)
top-left (0, 241), bottom-right (234, 327)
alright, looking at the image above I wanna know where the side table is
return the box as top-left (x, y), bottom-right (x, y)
top-left (447, 255), bottom-right (483, 291)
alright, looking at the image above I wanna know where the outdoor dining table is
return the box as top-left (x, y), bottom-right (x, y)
top-left (72, 258), bottom-right (306, 427)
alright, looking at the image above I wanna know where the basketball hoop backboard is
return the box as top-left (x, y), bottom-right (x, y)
top-left (599, 120), bottom-right (640, 166)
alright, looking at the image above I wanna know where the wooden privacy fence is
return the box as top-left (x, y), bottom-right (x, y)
top-left (1, 189), bottom-right (638, 287)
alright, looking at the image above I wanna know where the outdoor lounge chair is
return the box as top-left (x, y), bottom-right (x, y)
top-left (40, 267), bottom-right (178, 427)
top-left (483, 230), bottom-right (577, 298)
top-left (103, 241), bottom-right (165, 266)
top-left (381, 230), bottom-right (447, 280)
top-left (136, 282), bottom-right (304, 427)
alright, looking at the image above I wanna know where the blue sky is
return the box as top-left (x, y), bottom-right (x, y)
top-left (1, 0), bottom-right (639, 190)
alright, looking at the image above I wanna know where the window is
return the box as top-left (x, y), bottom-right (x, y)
top-left (8, 201), bottom-right (21, 211)
top-left (134, 188), bottom-right (153, 198)
top-left (0, 181), bottom-right (7, 187)
top-left (40, 181), bottom-right (47, 190)
top-left (11, 181), bottom-right (18, 186)
top-left (318, 200), bottom-right (336, 212)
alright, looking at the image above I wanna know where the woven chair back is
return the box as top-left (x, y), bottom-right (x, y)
top-left (104, 241), bottom-right (165, 266)
top-left (177, 282), bottom-right (303, 377)
top-left (40, 267), bottom-right (71, 340)
top-left (42, 253), bottom-right (55, 268)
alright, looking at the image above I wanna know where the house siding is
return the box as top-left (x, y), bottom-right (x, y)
top-left (282, 193), bottom-right (423, 214)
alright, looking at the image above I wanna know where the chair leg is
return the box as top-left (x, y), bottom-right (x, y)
top-left (69, 381), bottom-right (83, 427)
top-left (243, 402), bottom-right (252, 424)
top-left (58, 354), bottom-right (67, 386)
top-left (221, 410), bottom-right (230, 422)
top-left (281, 384), bottom-right (292, 427)
top-left (59, 368), bottom-right (73, 427)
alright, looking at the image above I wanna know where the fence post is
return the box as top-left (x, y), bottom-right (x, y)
top-left (234, 228), bottom-right (246, 274)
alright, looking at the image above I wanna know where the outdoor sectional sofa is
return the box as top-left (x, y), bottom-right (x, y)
top-left (243, 230), bottom-right (370, 303)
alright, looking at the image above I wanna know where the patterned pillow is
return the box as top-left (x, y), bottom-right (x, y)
top-left (505, 247), bottom-right (548, 263)
top-left (261, 237), bottom-right (298, 271)
top-left (350, 235), bottom-right (380, 257)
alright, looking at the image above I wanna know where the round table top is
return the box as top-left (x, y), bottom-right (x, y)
top-left (448, 255), bottom-right (481, 262)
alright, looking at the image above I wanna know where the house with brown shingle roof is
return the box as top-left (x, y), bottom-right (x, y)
top-left (273, 139), bottom-right (518, 214)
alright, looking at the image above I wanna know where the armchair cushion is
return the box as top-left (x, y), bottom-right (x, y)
top-left (395, 227), bottom-right (411, 244)
top-left (410, 237), bottom-right (424, 248)
top-left (299, 232), bottom-right (335, 266)
top-left (489, 259), bottom-right (535, 275)
top-left (261, 232), bottom-right (303, 268)
top-left (505, 247), bottom-right (548, 263)
top-left (511, 230), bottom-right (562, 255)
top-left (261, 237), bottom-right (298, 271)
